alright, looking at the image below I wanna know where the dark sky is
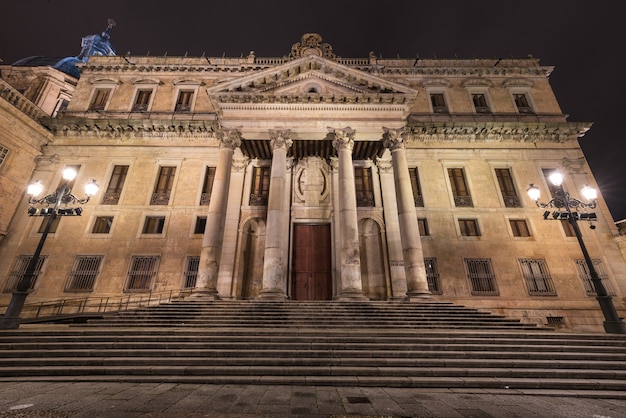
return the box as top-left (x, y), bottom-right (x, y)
top-left (2, 1), bottom-right (625, 221)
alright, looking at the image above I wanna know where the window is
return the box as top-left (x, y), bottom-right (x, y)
top-left (132, 89), bottom-right (152, 112)
top-left (448, 168), bottom-right (472, 207)
top-left (510, 219), bottom-right (531, 237)
top-left (175, 90), bottom-right (194, 112)
top-left (560, 219), bottom-right (576, 237)
top-left (3, 255), bottom-right (47, 292)
top-left (89, 88), bottom-right (111, 111)
top-left (183, 256), bottom-right (200, 289)
top-left (495, 168), bottom-right (521, 207)
top-left (513, 93), bottom-right (533, 114)
top-left (430, 93), bottom-right (448, 113)
top-left (38, 217), bottom-right (60, 234)
top-left (519, 258), bottom-right (557, 296)
top-left (458, 219), bottom-right (480, 236)
top-left (575, 259), bottom-right (615, 296)
top-left (194, 216), bottom-right (207, 234)
top-left (125, 255), bottom-right (159, 292)
top-left (471, 93), bottom-right (490, 113)
top-left (66, 255), bottom-right (103, 292)
top-left (0, 145), bottom-right (8, 169)
top-left (250, 166), bottom-right (270, 206)
top-left (417, 218), bottom-right (430, 236)
top-left (409, 167), bottom-right (424, 207)
top-left (143, 216), bottom-right (165, 234)
top-left (151, 166), bottom-right (176, 205)
top-left (464, 258), bottom-right (498, 295)
top-left (355, 166), bottom-right (374, 207)
top-left (424, 258), bottom-right (442, 294)
top-left (92, 216), bottom-right (113, 234)
top-left (102, 165), bottom-right (128, 205)
top-left (200, 166), bottom-right (216, 205)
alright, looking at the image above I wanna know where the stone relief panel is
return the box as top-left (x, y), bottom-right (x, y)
top-left (293, 157), bottom-right (330, 206)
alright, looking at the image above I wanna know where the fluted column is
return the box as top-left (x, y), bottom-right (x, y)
top-left (330, 127), bottom-right (365, 300)
top-left (382, 127), bottom-right (431, 299)
top-left (259, 129), bottom-right (292, 300)
top-left (193, 128), bottom-right (242, 299)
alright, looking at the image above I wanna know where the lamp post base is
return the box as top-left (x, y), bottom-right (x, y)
top-left (0, 290), bottom-right (28, 330)
top-left (604, 320), bottom-right (626, 335)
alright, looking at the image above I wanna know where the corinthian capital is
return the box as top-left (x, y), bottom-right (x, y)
top-left (269, 129), bottom-right (293, 151)
top-left (216, 128), bottom-right (242, 150)
top-left (329, 126), bottom-right (355, 151)
top-left (382, 126), bottom-right (411, 151)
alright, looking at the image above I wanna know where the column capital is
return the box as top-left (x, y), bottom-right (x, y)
top-left (375, 156), bottom-right (393, 173)
top-left (269, 129), bottom-right (293, 151)
top-left (329, 126), bottom-right (355, 151)
top-left (382, 126), bottom-right (411, 151)
top-left (216, 128), bottom-right (242, 150)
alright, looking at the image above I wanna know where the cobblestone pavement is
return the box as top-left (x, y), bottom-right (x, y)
top-left (1, 382), bottom-right (626, 418)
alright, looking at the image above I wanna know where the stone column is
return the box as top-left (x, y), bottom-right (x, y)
top-left (330, 127), bottom-right (366, 300)
top-left (382, 127), bottom-right (431, 299)
top-left (259, 129), bottom-right (293, 300)
top-left (193, 128), bottom-right (242, 299)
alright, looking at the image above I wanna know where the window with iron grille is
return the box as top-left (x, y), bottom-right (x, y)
top-left (65, 255), bottom-right (103, 292)
top-left (510, 219), bottom-right (531, 237)
top-left (183, 256), bottom-right (200, 289)
top-left (409, 167), bottom-right (424, 207)
top-left (464, 258), bottom-right (498, 295)
top-left (88, 88), bottom-right (111, 111)
top-left (200, 166), bottom-right (216, 205)
top-left (430, 93), bottom-right (448, 113)
top-left (132, 89), bottom-right (152, 112)
top-left (458, 219), bottom-right (480, 236)
top-left (575, 259), bottom-right (615, 296)
top-left (519, 258), bottom-right (557, 296)
top-left (3, 255), bottom-right (48, 293)
top-left (513, 93), bottom-right (533, 114)
top-left (92, 216), bottom-right (113, 234)
top-left (194, 216), bottom-right (207, 234)
top-left (355, 166), bottom-right (375, 207)
top-left (471, 93), bottom-right (490, 113)
top-left (424, 257), bottom-right (442, 294)
top-left (447, 168), bottom-right (473, 207)
top-left (495, 168), bottom-right (521, 207)
top-left (151, 166), bottom-right (176, 205)
top-left (125, 255), bottom-right (159, 292)
top-left (143, 216), bottom-right (165, 234)
top-left (0, 145), bottom-right (8, 170)
top-left (250, 166), bottom-right (270, 206)
top-left (102, 165), bottom-right (128, 205)
top-left (417, 218), bottom-right (430, 236)
top-left (175, 90), bottom-right (194, 112)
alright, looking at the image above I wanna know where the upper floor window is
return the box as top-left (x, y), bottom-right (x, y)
top-left (132, 89), bottom-right (153, 112)
top-left (510, 219), bottom-right (531, 237)
top-left (409, 167), bottom-right (424, 207)
top-left (448, 168), bottom-right (473, 207)
top-left (513, 93), bottom-right (533, 114)
top-left (250, 166), bottom-right (270, 206)
top-left (194, 216), bottom-right (207, 234)
top-left (495, 168), bottom-right (521, 208)
top-left (175, 90), bottom-right (194, 112)
top-left (89, 88), bottom-right (111, 111)
top-left (102, 165), bottom-right (129, 205)
top-left (355, 166), bottom-right (374, 207)
top-left (200, 166), bottom-right (216, 206)
top-left (0, 145), bottom-right (8, 170)
top-left (471, 93), bottom-right (490, 113)
top-left (151, 166), bottom-right (176, 205)
top-left (417, 218), bottom-right (430, 236)
top-left (92, 216), bottom-right (114, 234)
top-left (458, 218), bottom-right (480, 237)
top-left (142, 216), bottom-right (166, 234)
top-left (430, 93), bottom-right (448, 113)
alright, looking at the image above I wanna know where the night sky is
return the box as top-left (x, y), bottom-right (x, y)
top-left (2, 1), bottom-right (624, 221)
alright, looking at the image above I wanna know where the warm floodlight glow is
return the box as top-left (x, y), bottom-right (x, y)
top-left (581, 184), bottom-right (597, 202)
top-left (548, 171), bottom-right (563, 187)
top-left (62, 167), bottom-right (77, 181)
top-left (84, 180), bottom-right (99, 197)
top-left (26, 180), bottom-right (44, 197)
top-left (527, 184), bottom-right (541, 201)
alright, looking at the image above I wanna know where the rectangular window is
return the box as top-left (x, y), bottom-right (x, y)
top-left (142, 216), bottom-right (165, 234)
top-left (471, 93), bottom-right (490, 113)
top-left (464, 258), bottom-right (498, 295)
top-left (92, 216), bottom-right (113, 234)
top-left (183, 256), bottom-right (200, 289)
top-left (409, 167), bottom-right (424, 207)
top-left (575, 259), bottom-right (616, 296)
top-left (38, 217), bottom-right (60, 234)
top-left (102, 165), bottom-right (128, 205)
top-left (151, 166), bottom-right (176, 205)
top-left (355, 166), bottom-right (374, 207)
top-left (448, 168), bottom-right (473, 207)
top-left (200, 166), bottom-right (216, 205)
top-left (430, 93), bottom-right (448, 113)
top-left (458, 219), bottom-right (480, 236)
top-left (66, 255), bottom-right (103, 292)
top-left (417, 218), bottom-right (430, 236)
top-left (542, 168), bottom-right (560, 198)
top-left (519, 258), bottom-right (557, 296)
top-left (132, 89), bottom-right (152, 112)
top-left (175, 90), bottom-right (194, 112)
top-left (424, 257), bottom-right (442, 294)
top-left (250, 166), bottom-right (270, 206)
top-left (510, 219), bottom-right (531, 237)
top-left (194, 216), bottom-right (207, 234)
top-left (0, 145), bottom-right (9, 169)
top-left (560, 219), bottom-right (576, 237)
top-left (513, 93), bottom-right (533, 114)
top-left (3, 255), bottom-right (47, 292)
top-left (125, 255), bottom-right (159, 292)
top-left (495, 168), bottom-right (521, 207)
top-left (89, 88), bottom-right (111, 111)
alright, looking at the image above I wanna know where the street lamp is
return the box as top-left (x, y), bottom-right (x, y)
top-left (0, 167), bottom-right (99, 329)
top-left (527, 171), bottom-right (626, 334)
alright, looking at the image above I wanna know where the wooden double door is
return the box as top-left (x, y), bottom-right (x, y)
top-left (292, 224), bottom-right (332, 300)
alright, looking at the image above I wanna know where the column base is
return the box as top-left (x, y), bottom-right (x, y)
top-left (0, 316), bottom-right (21, 330)
top-left (604, 320), bottom-right (626, 334)
top-left (189, 288), bottom-right (221, 300)
top-left (337, 288), bottom-right (368, 301)
top-left (405, 291), bottom-right (432, 301)
top-left (258, 288), bottom-right (288, 301)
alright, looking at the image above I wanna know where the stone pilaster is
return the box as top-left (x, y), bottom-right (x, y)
top-left (259, 129), bottom-right (293, 300)
top-left (382, 127), bottom-right (431, 299)
top-left (193, 128), bottom-right (242, 299)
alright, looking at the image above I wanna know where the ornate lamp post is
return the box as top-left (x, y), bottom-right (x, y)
top-left (0, 167), bottom-right (99, 329)
top-left (527, 171), bottom-right (626, 334)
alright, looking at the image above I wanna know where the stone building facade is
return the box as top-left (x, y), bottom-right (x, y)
top-left (1, 31), bottom-right (625, 332)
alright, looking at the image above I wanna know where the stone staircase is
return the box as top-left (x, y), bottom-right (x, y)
top-left (1, 300), bottom-right (626, 394)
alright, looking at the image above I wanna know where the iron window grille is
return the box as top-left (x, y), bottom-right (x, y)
top-left (424, 257), bottom-right (442, 294)
top-left (464, 258), bottom-right (499, 295)
top-left (575, 259), bottom-right (615, 296)
top-left (183, 256), bottom-right (200, 289)
top-left (409, 167), bottom-right (424, 207)
top-left (519, 258), bottom-right (557, 296)
top-left (3, 255), bottom-right (48, 293)
top-left (125, 255), bottom-right (160, 292)
top-left (200, 166), bottom-right (216, 205)
top-left (65, 255), bottom-right (103, 292)
top-left (495, 168), bottom-right (521, 208)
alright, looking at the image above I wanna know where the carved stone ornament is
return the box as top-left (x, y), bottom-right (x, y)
top-left (269, 129), bottom-right (293, 151)
top-left (329, 127), bottom-right (355, 151)
top-left (216, 128), bottom-right (242, 150)
top-left (288, 33), bottom-right (337, 61)
top-left (382, 127), bottom-right (410, 151)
